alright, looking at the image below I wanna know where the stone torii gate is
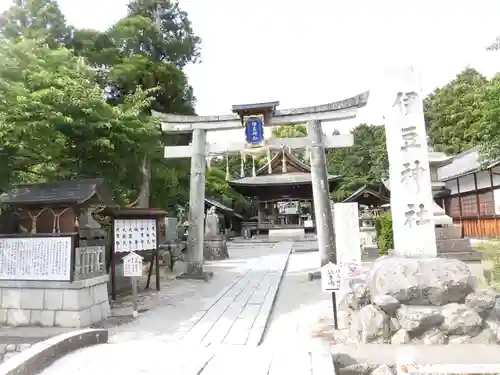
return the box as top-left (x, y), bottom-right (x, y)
top-left (158, 92), bottom-right (369, 280)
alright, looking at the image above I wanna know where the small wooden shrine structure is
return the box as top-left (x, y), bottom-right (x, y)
top-left (0, 178), bottom-right (115, 235)
top-left (229, 148), bottom-right (341, 235)
top-left (342, 184), bottom-right (390, 208)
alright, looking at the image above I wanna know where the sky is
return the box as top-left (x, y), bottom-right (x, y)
top-left (1, 0), bottom-right (500, 138)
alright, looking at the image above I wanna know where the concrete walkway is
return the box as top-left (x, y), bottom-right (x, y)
top-left (40, 341), bottom-right (334, 375)
top-left (39, 241), bottom-right (298, 374)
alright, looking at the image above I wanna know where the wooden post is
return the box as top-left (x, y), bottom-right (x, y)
top-left (110, 219), bottom-right (116, 301)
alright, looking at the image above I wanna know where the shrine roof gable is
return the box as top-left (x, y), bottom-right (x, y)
top-left (256, 149), bottom-right (310, 175)
top-left (0, 178), bottom-right (116, 207)
top-left (342, 184), bottom-right (389, 204)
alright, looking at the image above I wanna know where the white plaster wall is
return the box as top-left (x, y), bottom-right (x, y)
top-left (446, 180), bottom-right (458, 195)
top-left (492, 166), bottom-right (500, 186)
top-left (458, 174), bottom-right (475, 193)
top-left (476, 171), bottom-right (491, 190)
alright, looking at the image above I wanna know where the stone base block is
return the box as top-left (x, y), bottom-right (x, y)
top-left (435, 224), bottom-right (462, 239)
top-left (203, 236), bottom-right (229, 261)
top-left (0, 275), bottom-right (111, 328)
top-left (269, 228), bottom-right (305, 240)
top-left (437, 237), bottom-right (481, 261)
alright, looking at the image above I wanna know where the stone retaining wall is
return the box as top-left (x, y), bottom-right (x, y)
top-left (0, 275), bottom-right (111, 328)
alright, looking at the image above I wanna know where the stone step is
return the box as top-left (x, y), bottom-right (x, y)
top-left (331, 344), bottom-right (500, 365)
top-left (438, 251), bottom-right (481, 262)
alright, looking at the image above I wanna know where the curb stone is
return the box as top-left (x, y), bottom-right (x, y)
top-left (0, 329), bottom-right (108, 375)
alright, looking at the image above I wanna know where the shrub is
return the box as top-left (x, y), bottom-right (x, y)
top-left (375, 211), bottom-right (393, 256)
top-left (477, 240), bottom-right (500, 291)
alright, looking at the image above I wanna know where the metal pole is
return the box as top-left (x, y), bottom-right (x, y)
top-left (308, 120), bottom-right (336, 268)
top-left (131, 276), bottom-right (138, 318)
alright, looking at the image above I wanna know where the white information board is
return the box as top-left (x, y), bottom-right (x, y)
top-left (114, 219), bottom-right (157, 252)
top-left (333, 202), bottom-right (362, 268)
top-left (0, 236), bottom-right (72, 281)
top-left (123, 251), bottom-right (143, 277)
top-left (321, 262), bottom-right (341, 292)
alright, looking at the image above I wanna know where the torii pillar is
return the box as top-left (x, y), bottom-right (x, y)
top-left (159, 92), bottom-right (369, 281)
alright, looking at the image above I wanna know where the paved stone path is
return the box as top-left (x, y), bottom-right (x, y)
top-left (41, 241), bottom-right (330, 374)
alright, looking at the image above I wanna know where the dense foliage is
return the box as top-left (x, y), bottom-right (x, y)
top-left (327, 124), bottom-right (388, 201)
top-left (424, 66), bottom-right (500, 166)
top-left (375, 211), bottom-right (394, 256)
top-left (0, 0), bottom-right (240, 214)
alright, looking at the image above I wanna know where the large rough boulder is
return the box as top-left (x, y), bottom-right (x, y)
top-left (395, 305), bottom-right (443, 333)
top-left (440, 303), bottom-right (482, 336)
top-left (348, 305), bottom-right (389, 343)
top-left (366, 257), bottom-right (472, 306)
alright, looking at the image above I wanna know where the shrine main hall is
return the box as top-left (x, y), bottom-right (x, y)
top-left (228, 148), bottom-right (340, 238)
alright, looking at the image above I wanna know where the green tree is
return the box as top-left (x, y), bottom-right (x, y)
top-left (476, 74), bottom-right (500, 164)
top-left (424, 67), bottom-right (488, 155)
top-left (0, 0), bottom-right (71, 48)
top-left (326, 124), bottom-right (388, 201)
top-left (0, 38), bottom-right (159, 204)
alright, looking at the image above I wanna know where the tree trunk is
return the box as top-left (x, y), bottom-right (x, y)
top-left (137, 155), bottom-right (151, 208)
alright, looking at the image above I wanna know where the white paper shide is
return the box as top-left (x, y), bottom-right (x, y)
top-left (385, 67), bottom-right (437, 258)
top-left (0, 236), bottom-right (72, 281)
top-left (114, 219), bottom-right (157, 252)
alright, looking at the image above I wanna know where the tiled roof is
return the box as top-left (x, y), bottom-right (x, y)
top-left (0, 178), bottom-right (115, 206)
top-left (205, 197), bottom-right (243, 219)
top-left (436, 147), bottom-right (499, 181)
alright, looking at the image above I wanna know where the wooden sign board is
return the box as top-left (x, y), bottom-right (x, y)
top-left (123, 251), bottom-right (143, 277)
top-left (114, 219), bottom-right (157, 252)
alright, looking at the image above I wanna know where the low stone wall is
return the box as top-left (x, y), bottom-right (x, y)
top-left (339, 256), bottom-right (500, 345)
top-left (0, 275), bottom-right (111, 328)
top-left (0, 343), bottom-right (32, 365)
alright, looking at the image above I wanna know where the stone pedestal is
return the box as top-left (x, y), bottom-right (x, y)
top-left (360, 226), bottom-right (379, 261)
top-left (203, 235), bottom-right (229, 260)
top-left (0, 275), bottom-right (111, 328)
top-left (435, 224), bottom-right (480, 261)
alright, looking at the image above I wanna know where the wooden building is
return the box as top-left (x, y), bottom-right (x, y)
top-left (437, 147), bottom-right (500, 238)
top-left (228, 148), bottom-right (341, 235)
top-left (342, 184), bottom-right (390, 207)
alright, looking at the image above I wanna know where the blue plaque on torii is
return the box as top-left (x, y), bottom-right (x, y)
top-left (245, 117), bottom-right (264, 147)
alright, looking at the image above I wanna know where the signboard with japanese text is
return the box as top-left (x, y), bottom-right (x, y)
top-left (244, 116), bottom-right (264, 146)
top-left (321, 262), bottom-right (341, 292)
top-left (123, 251), bottom-right (143, 277)
top-left (114, 219), bottom-right (157, 252)
top-left (0, 236), bottom-right (72, 281)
